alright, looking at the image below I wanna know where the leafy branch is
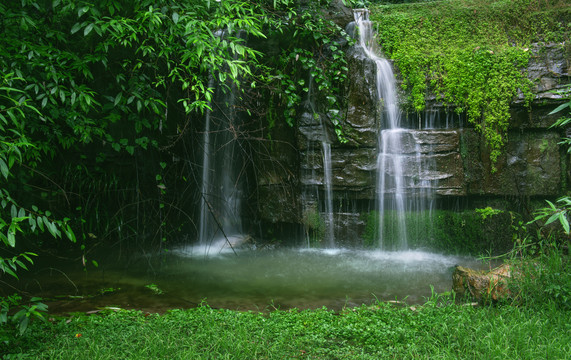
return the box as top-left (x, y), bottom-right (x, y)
top-left (529, 85), bottom-right (571, 238)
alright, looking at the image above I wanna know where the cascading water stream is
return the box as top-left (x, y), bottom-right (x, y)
top-left (302, 74), bottom-right (335, 247)
top-left (198, 77), bottom-right (215, 247)
top-left (198, 82), bottom-right (243, 252)
top-left (353, 9), bottom-right (408, 249)
top-left (353, 9), bottom-right (439, 250)
top-left (197, 30), bottom-right (244, 254)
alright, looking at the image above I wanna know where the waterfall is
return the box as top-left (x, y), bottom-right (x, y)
top-left (353, 9), bottom-right (436, 250)
top-left (300, 74), bottom-right (335, 248)
top-left (197, 32), bottom-right (244, 253)
top-left (322, 140), bottom-right (335, 247)
top-left (198, 77), bottom-right (215, 246)
top-left (198, 79), bottom-right (243, 251)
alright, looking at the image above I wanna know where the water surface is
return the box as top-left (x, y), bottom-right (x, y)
top-left (7, 247), bottom-right (492, 314)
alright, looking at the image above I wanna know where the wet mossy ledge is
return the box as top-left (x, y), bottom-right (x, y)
top-left (361, 208), bottom-right (520, 255)
top-left (255, 0), bottom-right (569, 253)
top-left (369, 0), bottom-right (570, 166)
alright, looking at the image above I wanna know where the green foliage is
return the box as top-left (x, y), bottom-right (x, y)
top-left (475, 206), bottom-right (503, 220)
top-left (0, 0), bottom-right (355, 261)
top-left (0, 68), bottom-right (76, 281)
top-left (0, 0), bottom-right (289, 259)
top-left (529, 91), bottom-right (571, 237)
top-left (531, 197), bottom-right (571, 235)
top-left (549, 84), bottom-right (571, 153)
top-left (0, 0), bottom-right (267, 152)
top-left (505, 240), bottom-right (571, 310)
top-left (493, 211), bottom-right (569, 309)
top-left (491, 93), bottom-right (569, 312)
top-left (3, 302), bottom-right (570, 358)
top-left (262, 2), bottom-right (352, 142)
top-left (362, 209), bottom-right (515, 254)
top-left (302, 204), bottom-right (326, 247)
top-left (370, 0), bottom-right (569, 168)
top-left (144, 284), bottom-right (164, 295)
top-left (429, 211), bottom-right (487, 253)
top-left (1, 294), bottom-right (47, 341)
top-left (0, 252), bottom-right (35, 280)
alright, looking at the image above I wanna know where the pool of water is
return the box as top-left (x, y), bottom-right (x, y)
top-left (5, 246), bottom-right (493, 314)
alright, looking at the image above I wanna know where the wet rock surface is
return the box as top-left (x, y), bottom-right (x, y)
top-left (519, 43), bottom-right (570, 104)
top-left (256, 42), bottom-right (569, 228)
top-left (463, 130), bottom-right (562, 196)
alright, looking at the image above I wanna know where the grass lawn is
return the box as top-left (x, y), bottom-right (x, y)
top-left (3, 298), bottom-right (570, 359)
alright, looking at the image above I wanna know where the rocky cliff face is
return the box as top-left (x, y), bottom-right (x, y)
top-left (430, 43), bottom-right (569, 198)
top-left (255, 41), bottom-right (569, 240)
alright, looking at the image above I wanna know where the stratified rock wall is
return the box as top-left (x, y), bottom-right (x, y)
top-left (256, 42), bottom-right (569, 235)
top-left (462, 130), bottom-right (562, 196)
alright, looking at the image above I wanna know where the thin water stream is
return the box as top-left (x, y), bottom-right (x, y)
top-left (321, 142), bottom-right (335, 247)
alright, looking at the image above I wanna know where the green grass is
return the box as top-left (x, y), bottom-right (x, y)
top-left (3, 299), bottom-right (570, 359)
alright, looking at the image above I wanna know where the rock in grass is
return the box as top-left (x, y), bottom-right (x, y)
top-left (452, 264), bottom-right (512, 302)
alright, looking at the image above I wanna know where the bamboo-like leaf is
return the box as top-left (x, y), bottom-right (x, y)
top-left (548, 102), bottom-right (569, 115)
top-left (559, 213), bottom-right (569, 234)
top-left (36, 216), bottom-right (44, 231)
top-left (196, 42), bottom-right (204, 59)
top-left (46, 220), bottom-right (57, 238)
top-left (21, 253), bottom-right (36, 264)
top-left (29, 216), bottom-right (36, 232)
top-left (544, 212), bottom-right (559, 226)
top-left (114, 92), bottom-right (122, 106)
top-left (15, 260), bottom-right (27, 271)
top-left (70, 22), bottom-right (82, 34)
top-left (18, 316), bottom-right (29, 335)
top-left (2, 265), bottom-right (18, 279)
top-left (7, 231), bottom-right (15, 247)
top-left (65, 224), bottom-right (76, 243)
top-left (0, 158), bottom-right (9, 179)
top-left (78, 6), bottom-right (89, 18)
top-left (84, 23), bottom-right (94, 36)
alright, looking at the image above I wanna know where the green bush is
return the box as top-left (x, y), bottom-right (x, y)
top-left (510, 247), bottom-right (571, 310)
top-left (302, 204), bottom-right (326, 247)
top-left (362, 208), bottom-right (516, 254)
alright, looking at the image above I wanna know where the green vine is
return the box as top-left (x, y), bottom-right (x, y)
top-left (370, 0), bottom-right (569, 169)
top-left (264, 2), bottom-right (353, 142)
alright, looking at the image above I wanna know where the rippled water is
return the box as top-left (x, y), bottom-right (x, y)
top-left (6, 246), bottom-right (492, 314)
